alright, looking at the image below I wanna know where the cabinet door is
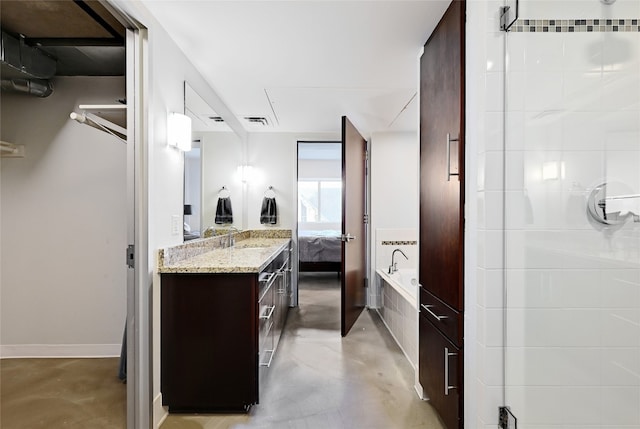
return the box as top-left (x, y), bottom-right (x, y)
top-left (161, 273), bottom-right (257, 412)
top-left (419, 0), bottom-right (465, 311)
top-left (419, 315), bottom-right (462, 429)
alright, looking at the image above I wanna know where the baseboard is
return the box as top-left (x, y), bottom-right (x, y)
top-left (154, 393), bottom-right (168, 428)
top-left (0, 344), bottom-right (121, 358)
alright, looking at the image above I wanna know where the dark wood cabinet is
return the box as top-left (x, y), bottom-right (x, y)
top-left (418, 1), bottom-right (465, 428)
top-left (419, 0), bottom-right (465, 313)
top-left (160, 273), bottom-right (258, 412)
top-left (419, 314), bottom-right (462, 429)
top-left (161, 243), bottom-right (290, 413)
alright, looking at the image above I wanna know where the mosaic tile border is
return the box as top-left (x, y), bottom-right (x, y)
top-left (511, 18), bottom-right (640, 32)
top-left (381, 240), bottom-right (417, 246)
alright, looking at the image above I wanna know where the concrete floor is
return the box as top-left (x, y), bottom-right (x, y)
top-left (0, 273), bottom-right (443, 429)
top-left (160, 272), bottom-right (444, 429)
top-left (0, 357), bottom-right (126, 429)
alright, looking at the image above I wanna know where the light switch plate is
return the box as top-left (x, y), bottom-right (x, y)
top-left (171, 215), bottom-right (181, 235)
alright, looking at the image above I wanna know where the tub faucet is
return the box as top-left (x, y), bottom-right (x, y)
top-left (389, 248), bottom-right (408, 274)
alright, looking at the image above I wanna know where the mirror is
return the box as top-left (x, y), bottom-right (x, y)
top-left (184, 82), bottom-right (244, 239)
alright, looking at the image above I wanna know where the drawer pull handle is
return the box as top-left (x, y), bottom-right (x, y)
top-left (259, 349), bottom-right (275, 367)
top-left (421, 304), bottom-right (448, 321)
top-left (444, 347), bottom-right (457, 396)
top-left (446, 133), bottom-right (460, 182)
top-left (260, 305), bottom-right (275, 320)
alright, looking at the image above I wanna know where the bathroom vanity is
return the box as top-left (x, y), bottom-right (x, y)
top-left (158, 230), bottom-right (292, 412)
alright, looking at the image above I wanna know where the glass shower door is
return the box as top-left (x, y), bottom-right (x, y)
top-left (503, 1), bottom-right (640, 427)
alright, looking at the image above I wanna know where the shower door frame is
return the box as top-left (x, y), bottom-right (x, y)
top-left (501, 1), bottom-right (640, 427)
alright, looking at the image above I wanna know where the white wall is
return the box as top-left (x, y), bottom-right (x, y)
top-left (200, 132), bottom-right (243, 230)
top-left (245, 132), bottom-right (338, 232)
top-left (464, 1), bottom-right (488, 427)
top-left (109, 1), bottom-right (252, 425)
top-left (0, 77), bottom-right (127, 357)
top-left (370, 131), bottom-right (420, 307)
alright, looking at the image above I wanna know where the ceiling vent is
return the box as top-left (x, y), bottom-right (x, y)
top-left (243, 116), bottom-right (270, 127)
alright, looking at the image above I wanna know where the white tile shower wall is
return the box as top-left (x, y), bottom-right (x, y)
top-left (502, 1), bottom-right (640, 427)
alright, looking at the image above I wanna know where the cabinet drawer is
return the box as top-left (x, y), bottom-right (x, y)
top-left (420, 287), bottom-right (462, 346)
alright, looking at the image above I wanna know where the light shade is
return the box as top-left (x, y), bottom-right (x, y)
top-left (168, 113), bottom-right (192, 151)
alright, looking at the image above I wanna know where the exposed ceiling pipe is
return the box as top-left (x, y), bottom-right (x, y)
top-left (1, 31), bottom-right (56, 97)
top-left (1, 78), bottom-right (54, 97)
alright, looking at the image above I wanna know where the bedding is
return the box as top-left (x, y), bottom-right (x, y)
top-left (298, 230), bottom-right (342, 272)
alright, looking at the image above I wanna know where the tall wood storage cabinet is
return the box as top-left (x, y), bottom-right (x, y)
top-left (418, 1), bottom-right (465, 428)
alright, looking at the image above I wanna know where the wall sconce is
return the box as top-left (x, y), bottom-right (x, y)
top-left (237, 165), bottom-right (254, 184)
top-left (168, 112), bottom-right (192, 151)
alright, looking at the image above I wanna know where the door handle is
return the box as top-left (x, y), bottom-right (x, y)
top-left (341, 233), bottom-right (356, 242)
top-left (446, 133), bottom-right (459, 182)
top-left (444, 347), bottom-right (457, 396)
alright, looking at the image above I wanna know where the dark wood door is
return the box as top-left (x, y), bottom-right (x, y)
top-left (419, 0), bottom-right (465, 311)
top-left (419, 314), bottom-right (462, 429)
top-left (341, 116), bottom-right (367, 337)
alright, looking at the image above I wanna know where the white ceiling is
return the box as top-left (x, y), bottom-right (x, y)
top-left (141, 0), bottom-right (451, 138)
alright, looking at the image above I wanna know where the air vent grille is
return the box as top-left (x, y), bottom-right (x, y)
top-left (243, 116), bottom-right (270, 126)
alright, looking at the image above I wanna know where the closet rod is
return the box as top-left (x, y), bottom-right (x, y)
top-left (0, 141), bottom-right (25, 158)
top-left (70, 111), bottom-right (127, 143)
top-left (0, 141), bottom-right (17, 153)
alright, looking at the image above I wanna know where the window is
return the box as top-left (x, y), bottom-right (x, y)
top-left (298, 180), bottom-right (342, 223)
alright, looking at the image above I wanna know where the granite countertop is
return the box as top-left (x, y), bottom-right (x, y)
top-left (158, 230), bottom-right (291, 274)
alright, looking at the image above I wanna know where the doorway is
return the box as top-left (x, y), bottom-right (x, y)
top-left (0, 2), bottom-right (146, 428)
top-left (296, 141), bottom-right (343, 323)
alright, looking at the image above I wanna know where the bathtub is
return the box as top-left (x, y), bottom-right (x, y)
top-left (375, 268), bottom-right (420, 376)
top-left (376, 268), bottom-right (419, 310)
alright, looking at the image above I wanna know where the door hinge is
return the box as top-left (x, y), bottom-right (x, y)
top-left (126, 244), bottom-right (135, 268)
top-left (364, 277), bottom-right (369, 288)
top-left (364, 150), bottom-right (369, 161)
top-left (499, 406), bottom-right (517, 429)
top-left (363, 214), bottom-right (369, 224)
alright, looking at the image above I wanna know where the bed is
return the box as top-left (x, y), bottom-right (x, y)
top-left (298, 230), bottom-right (342, 273)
